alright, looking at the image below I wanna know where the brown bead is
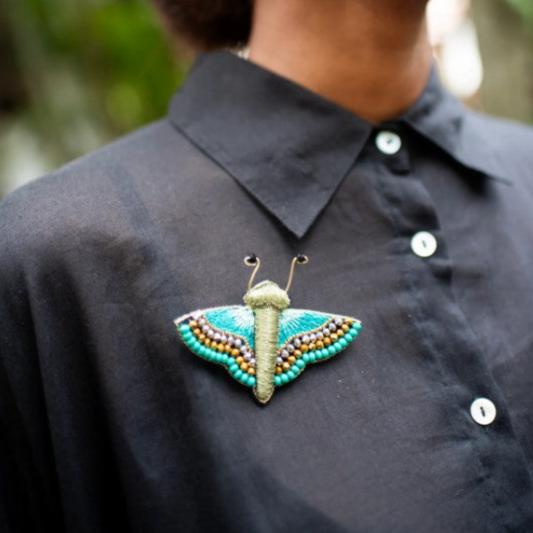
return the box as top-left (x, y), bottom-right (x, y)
top-left (224, 344), bottom-right (232, 352)
top-left (198, 334), bottom-right (206, 342)
top-left (316, 340), bottom-right (324, 349)
top-left (193, 328), bottom-right (201, 336)
top-left (248, 368), bottom-right (256, 375)
top-left (300, 344), bottom-right (309, 353)
top-left (346, 318), bottom-right (354, 325)
top-left (330, 333), bottom-right (338, 342)
top-left (282, 362), bottom-right (291, 370)
top-left (240, 363), bottom-right (249, 372)
top-left (275, 367), bottom-right (282, 374)
top-left (189, 320), bottom-right (198, 329)
top-left (323, 337), bottom-right (332, 346)
top-left (341, 324), bottom-right (350, 332)
top-left (217, 343), bottom-right (226, 352)
top-left (204, 339), bottom-right (211, 347)
top-left (294, 349), bottom-right (302, 358)
top-left (288, 356), bottom-right (296, 365)
top-left (231, 348), bottom-right (240, 357)
top-left (308, 343), bottom-right (316, 351)
top-left (336, 330), bottom-right (344, 337)
top-left (236, 356), bottom-right (244, 365)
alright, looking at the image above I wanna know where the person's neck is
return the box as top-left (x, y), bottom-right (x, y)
top-left (247, 0), bottom-right (432, 124)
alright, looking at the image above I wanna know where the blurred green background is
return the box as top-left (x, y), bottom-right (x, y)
top-left (1, 0), bottom-right (532, 197)
top-left (1, 0), bottom-right (190, 196)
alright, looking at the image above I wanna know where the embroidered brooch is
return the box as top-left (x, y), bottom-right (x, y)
top-left (174, 254), bottom-right (362, 404)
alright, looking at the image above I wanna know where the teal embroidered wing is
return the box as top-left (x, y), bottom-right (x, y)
top-left (273, 309), bottom-right (362, 388)
top-left (174, 306), bottom-right (257, 388)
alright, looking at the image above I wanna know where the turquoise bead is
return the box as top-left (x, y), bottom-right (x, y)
top-left (339, 338), bottom-right (348, 348)
top-left (274, 376), bottom-right (281, 386)
top-left (281, 374), bottom-right (289, 385)
top-left (328, 346), bottom-right (336, 356)
top-left (302, 353), bottom-right (310, 363)
top-left (179, 325), bottom-right (190, 334)
top-left (235, 370), bottom-right (243, 380)
top-left (307, 353), bottom-right (316, 362)
top-left (219, 354), bottom-right (229, 364)
top-left (199, 346), bottom-right (207, 357)
top-left (296, 359), bottom-right (305, 369)
top-left (229, 362), bottom-right (239, 373)
top-left (249, 376), bottom-right (256, 387)
top-left (344, 333), bottom-right (353, 342)
top-left (287, 370), bottom-right (296, 380)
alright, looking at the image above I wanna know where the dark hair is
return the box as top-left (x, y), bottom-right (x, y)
top-left (153, 0), bottom-right (253, 51)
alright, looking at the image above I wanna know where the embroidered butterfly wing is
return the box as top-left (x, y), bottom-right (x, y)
top-left (175, 306), bottom-right (258, 389)
top-left (175, 305), bottom-right (362, 392)
top-left (273, 309), bottom-right (362, 387)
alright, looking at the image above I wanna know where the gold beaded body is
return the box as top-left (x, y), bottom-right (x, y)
top-left (243, 280), bottom-right (290, 404)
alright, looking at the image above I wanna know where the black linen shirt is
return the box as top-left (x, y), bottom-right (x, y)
top-left (1, 50), bottom-right (533, 532)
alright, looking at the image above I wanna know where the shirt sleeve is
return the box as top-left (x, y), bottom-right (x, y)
top-left (0, 190), bottom-right (64, 532)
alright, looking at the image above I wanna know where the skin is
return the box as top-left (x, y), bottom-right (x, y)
top-left (247, 0), bottom-right (432, 124)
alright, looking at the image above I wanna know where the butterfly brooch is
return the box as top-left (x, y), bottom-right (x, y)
top-left (174, 254), bottom-right (362, 404)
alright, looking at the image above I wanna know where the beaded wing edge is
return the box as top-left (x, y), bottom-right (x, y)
top-left (176, 306), bottom-right (362, 391)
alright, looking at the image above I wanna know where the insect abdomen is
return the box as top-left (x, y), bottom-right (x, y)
top-left (252, 306), bottom-right (280, 404)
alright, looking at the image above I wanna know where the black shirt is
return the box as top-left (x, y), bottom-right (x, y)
top-left (1, 50), bottom-right (533, 532)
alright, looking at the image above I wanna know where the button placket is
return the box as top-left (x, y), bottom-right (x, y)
top-left (374, 139), bottom-right (509, 447)
top-left (368, 124), bottom-right (530, 525)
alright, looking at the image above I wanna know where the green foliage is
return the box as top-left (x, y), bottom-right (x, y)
top-left (505, 0), bottom-right (533, 25)
top-left (3, 0), bottom-right (190, 176)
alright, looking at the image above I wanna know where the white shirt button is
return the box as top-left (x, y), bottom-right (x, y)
top-left (375, 130), bottom-right (402, 155)
top-left (470, 397), bottom-right (497, 425)
top-left (410, 231), bottom-right (437, 258)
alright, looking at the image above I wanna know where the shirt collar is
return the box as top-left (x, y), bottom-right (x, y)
top-left (168, 50), bottom-right (510, 239)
